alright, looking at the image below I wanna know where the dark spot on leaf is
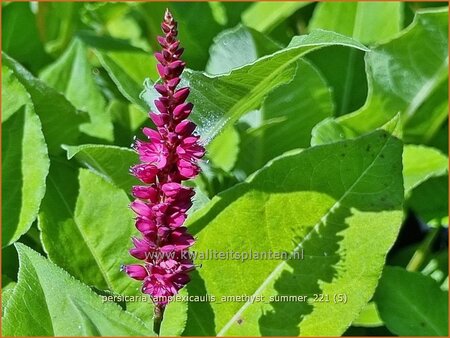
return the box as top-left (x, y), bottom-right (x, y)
top-left (380, 154), bottom-right (385, 159)
top-left (366, 145), bottom-right (371, 152)
top-left (341, 153), bottom-right (345, 157)
top-left (237, 318), bottom-right (244, 325)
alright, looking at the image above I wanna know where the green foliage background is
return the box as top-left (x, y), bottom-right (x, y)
top-left (1, 2), bottom-right (449, 336)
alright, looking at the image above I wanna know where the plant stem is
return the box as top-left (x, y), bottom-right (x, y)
top-left (153, 304), bottom-right (165, 336)
top-left (406, 223), bottom-right (441, 272)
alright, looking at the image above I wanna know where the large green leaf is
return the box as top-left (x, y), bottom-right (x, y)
top-left (315, 9), bottom-right (448, 143)
top-left (38, 168), bottom-right (153, 321)
top-left (2, 78), bottom-right (49, 247)
top-left (242, 2), bottom-right (311, 33)
top-left (2, 53), bottom-right (83, 154)
top-left (63, 144), bottom-right (138, 191)
top-left (374, 266), bottom-right (448, 336)
top-left (2, 3), bottom-right (51, 73)
top-left (185, 129), bottom-right (404, 335)
top-left (2, 243), bottom-right (154, 336)
top-left (40, 39), bottom-right (114, 141)
top-left (143, 30), bottom-right (367, 145)
top-left (309, 2), bottom-right (403, 44)
top-left (206, 25), bottom-right (281, 75)
top-left (235, 58), bottom-right (333, 175)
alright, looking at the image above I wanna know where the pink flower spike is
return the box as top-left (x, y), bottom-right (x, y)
top-left (126, 9), bottom-right (204, 320)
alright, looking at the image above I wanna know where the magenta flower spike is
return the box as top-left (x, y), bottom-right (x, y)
top-left (123, 8), bottom-right (205, 332)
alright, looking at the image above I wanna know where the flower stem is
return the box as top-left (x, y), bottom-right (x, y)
top-left (153, 304), bottom-right (165, 336)
top-left (406, 222), bottom-right (441, 272)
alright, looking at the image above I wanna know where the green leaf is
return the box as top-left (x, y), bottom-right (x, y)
top-left (2, 3), bottom-right (51, 73)
top-left (306, 1), bottom-right (401, 116)
top-left (36, 2), bottom-right (83, 55)
top-left (318, 9), bottom-right (448, 143)
top-left (235, 59), bottom-right (333, 175)
top-left (306, 46), bottom-right (368, 116)
top-left (309, 2), bottom-right (403, 44)
top-left (63, 144), bottom-right (138, 191)
top-left (242, 2), bottom-right (311, 33)
top-left (2, 277), bottom-right (16, 317)
top-left (40, 39), bottom-right (114, 141)
top-left (160, 288), bottom-right (188, 336)
top-left (311, 119), bottom-right (447, 195)
top-left (352, 302), bottom-right (383, 328)
top-left (206, 25), bottom-right (281, 75)
top-left (109, 100), bottom-right (147, 146)
top-left (408, 176), bottom-right (449, 225)
top-left (374, 266), bottom-right (448, 336)
top-left (95, 50), bottom-right (156, 111)
top-left (207, 126), bottom-right (240, 172)
top-left (79, 32), bottom-right (158, 111)
top-left (403, 145), bottom-right (448, 193)
top-left (2, 243), bottom-right (154, 336)
top-left (143, 30), bottom-right (368, 145)
top-left (38, 168), bottom-right (154, 321)
top-left (81, 3), bottom-right (148, 50)
top-left (2, 53), bottom-right (83, 154)
top-left (2, 91), bottom-right (49, 247)
top-left (186, 129), bottom-right (404, 335)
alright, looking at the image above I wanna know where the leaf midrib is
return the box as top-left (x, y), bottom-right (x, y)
top-left (217, 132), bottom-right (393, 336)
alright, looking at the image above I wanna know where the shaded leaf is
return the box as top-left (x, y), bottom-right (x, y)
top-left (408, 176), bottom-right (449, 225)
top-left (63, 144), bottom-right (138, 191)
top-left (40, 39), bottom-right (113, 141)
top-left (2, 3), bottom-right (51, 73)
top-left (375, 266), bottom-right (448, 336)
top-left (2, 53), bottom-right (83, 154)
